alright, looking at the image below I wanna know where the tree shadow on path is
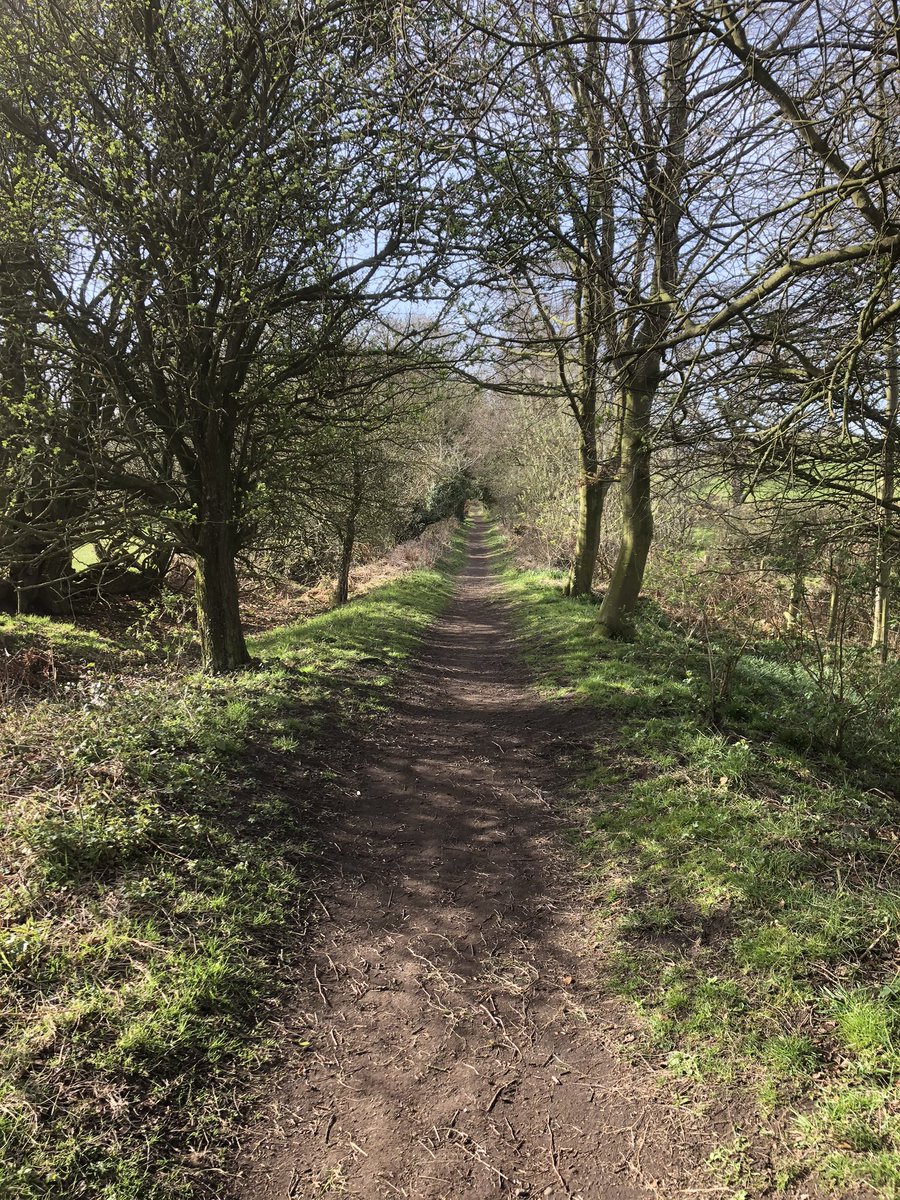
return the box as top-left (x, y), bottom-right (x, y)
top-left (234, 522), bottom-right (732, 1200)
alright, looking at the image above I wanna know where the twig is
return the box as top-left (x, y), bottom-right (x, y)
top-left (486, 1081), bottom-right (507, 1114)
top-left (312, 963), bottom-right (330, 1007)
top-left (443, 1128), bottom-right (509, 1186)
top-left (546, 1116), bottom-right (572, 1197)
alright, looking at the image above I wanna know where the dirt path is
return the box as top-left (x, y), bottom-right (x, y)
top-left (236, 521), bottom-right (727, 1199)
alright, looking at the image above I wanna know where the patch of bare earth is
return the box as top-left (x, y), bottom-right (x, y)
top-left (234, 522), bottom-right (744, 1199)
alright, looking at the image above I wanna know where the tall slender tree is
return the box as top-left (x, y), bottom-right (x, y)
top-left (439, 0), bottom-right (900, 633)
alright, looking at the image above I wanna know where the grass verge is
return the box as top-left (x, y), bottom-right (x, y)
top-left (0, 543), bottom-right (461, 1200)
top-left (501, 566), bottom-right (900, 1199)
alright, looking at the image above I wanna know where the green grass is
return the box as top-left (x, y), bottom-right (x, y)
top-left (72, 543), bottom-right (101, 573)
top-left (501, 566), bottom-right (900, 1198)
top-left (0, 545), bottom-right (461, 1199)
top-left (0, 612), bottom-right (136, 668)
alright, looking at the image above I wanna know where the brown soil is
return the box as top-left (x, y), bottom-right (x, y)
top-left (234, 521), bottom-right (740, 1199)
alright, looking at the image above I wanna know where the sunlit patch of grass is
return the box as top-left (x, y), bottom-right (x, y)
top-left (71, 542), bottom-right (101, 573)
top-left (0, 534), bottom-right (463, 1198)
top-left (501, 565), bottom-right (900, 1197)
top-left (830, 989), bottom-right (900, 1079)
top-left (0, 611), bottom-right (135, 668)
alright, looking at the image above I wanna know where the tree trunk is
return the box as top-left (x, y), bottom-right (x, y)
top-left (595, 2), bottom-right (686, 637)
top-left (335, 461), bottom-right (363, 607)
top-left (195, 532), bottom-right (248, 673)
top-left (335, 520), bottom-right (355, 606)
top-left (826, 578), bottom-right (842, 643)
top-left (731, 469), bottom-right (745, 508)
top-left (12, 548), bottom-right (74, 615)
top-left (785, 565), bottom-right (805, 629)
top-left (0, 248), bottom-right (77, 615)
top-left (565, 439), bottom-right (609, 597)
top-left (873, 560), bottom-right (892, 661)
top-left (872, 326), bottom-right (897, 662)
top-left (598, 378), bottom-right (654, 637)
top-left (9, 480), bottom-right (79, 615)
top-left (193, 448), bottom-right (250, 673)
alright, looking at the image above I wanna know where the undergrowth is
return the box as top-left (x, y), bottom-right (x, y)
top-left (0, 546), bottom-right (460, 1199)
top-left (502, 567), bottom-right (900, 1199)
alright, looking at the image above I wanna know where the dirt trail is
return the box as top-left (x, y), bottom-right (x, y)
top-left (236, 521), bottom-right (724, 1199)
